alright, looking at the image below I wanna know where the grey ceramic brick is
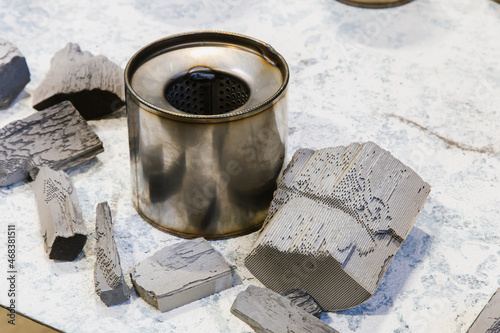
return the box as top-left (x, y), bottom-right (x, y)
top-left (94, 202), bottom-right (130, 306)
top-left (0, 101), bottom-right (104, 187)
top-left (468, 289), bottom-right (500, 333)
top-left (0, 38), bottom-right (30, 109)
top-left (33, 167), bottom-right (87, 261)
top-left (32, 43), bottom-right (125, 119)
top-left (245, 142), bottom-right (431, 311)
top-left (130, 238), bottom-right (232, 312)
top-left (231, 286), bottom-right (338, 333)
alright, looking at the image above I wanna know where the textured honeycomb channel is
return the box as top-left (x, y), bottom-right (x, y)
top-left (164, 67), bottom-right (250, 115)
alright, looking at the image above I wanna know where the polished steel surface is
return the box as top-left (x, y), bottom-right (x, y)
top-left (125, 31), bottom-right (289, 239)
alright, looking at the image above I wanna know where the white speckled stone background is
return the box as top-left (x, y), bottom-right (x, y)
top-left (0, 0), bottom-right (499, 332)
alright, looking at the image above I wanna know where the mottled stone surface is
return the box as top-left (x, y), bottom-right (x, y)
top-left (231, 286), bottom-right (338, 333)
top-left (94, 202), bottom-right (130, 306)
top-left (131, 238), bottom-right (232, 312)
top-left (0, 38), bottom-right (30, 109)
top-left (32, 43), bottom-right (125, 119)
top-left (0, 0), bottom-right (499, 332)
top-left (245, 142), bottom-right (431, 311)
top-left (0, 101), bottom-right (104, 187)
top-left (33, 167), bottom-right (87, 261)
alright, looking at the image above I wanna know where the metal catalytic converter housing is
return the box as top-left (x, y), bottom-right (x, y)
top-left (125, 31), bottom-right (289, 239)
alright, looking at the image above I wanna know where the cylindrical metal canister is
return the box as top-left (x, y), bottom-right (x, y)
top-left (335, 0), bottom-right (412, 8)
top-left (125, 31), bottom-right (289, 239)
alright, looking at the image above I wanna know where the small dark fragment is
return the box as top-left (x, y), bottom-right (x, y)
top-left (32, 43), bottom-right (125, 119)
top-left (94, 202), bottom-right (130, 306)
top-left (281, 289), bottom-right (323, 318)
top-left (0, 38), bottom-right (30, 109)
top-left (0, 100), bottom-right (104, 187)
top-left (33, 167), bottom-right (87, 261)
top-left (231, 286), bottom-right (338, 333)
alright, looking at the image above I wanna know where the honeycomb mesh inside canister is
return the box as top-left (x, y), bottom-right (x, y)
top-left (164, 67), bottom-right (250, 115)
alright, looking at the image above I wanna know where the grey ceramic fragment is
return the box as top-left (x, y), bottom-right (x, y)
top-left (94, 202), bottom-right (130, 306)
top-left (468, 289), bottom-right (500, 333)
top-left (32, 43), bottom-right (125, 119)
top-left (231, 286), bottom-right (338, 333)
top-left (33, 167), bottom-right (87, 261)
top-left (0, 100), bottom-right (104, 187)
top-left (281, 289), bottom-right (322, 318)
top-left (130, 238), bottom-right (232, 312)
top-left (245, 142), bottom-right (431, 311)
top-left (0, 38), bottom-right (30, 109)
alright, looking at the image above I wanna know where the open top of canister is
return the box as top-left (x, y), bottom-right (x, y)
top-left (125, 31), bottom-right (289, 123)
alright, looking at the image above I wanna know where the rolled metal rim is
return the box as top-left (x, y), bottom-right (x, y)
top-left (125, 31), bottom-right (290, 123)
top-left (335, 0), bottom-right (413, 8)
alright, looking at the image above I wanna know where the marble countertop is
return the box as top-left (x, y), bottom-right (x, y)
top-left (1, 0), bottom-right (499, 332)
